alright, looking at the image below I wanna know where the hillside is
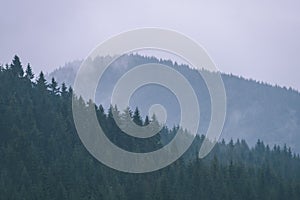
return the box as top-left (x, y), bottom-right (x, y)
top-left (1, 56), bottom-right (300, 200)
top-left (48, 54), bottom-right (300, 153)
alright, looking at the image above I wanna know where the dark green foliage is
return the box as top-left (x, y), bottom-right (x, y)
top-left (49, 77), bottom-right (60, 95)
top-left (25, 63), bottom-right (34, 80)
top-left (133, 107), bottom-right (143, 126)
top-left (10, 55), bottom-right (24, 77)
top-left (49, 55), bottom-right (300, 153)
top-left (144, 116), bottom-right (150, 126)
top-left (1, 56), bottom-right (300, 200)
top-left (36, 71), bottom-right (48, 91)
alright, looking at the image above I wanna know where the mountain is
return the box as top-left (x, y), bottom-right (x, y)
top-left (1, 57), bottom-right (300, 199)
top-left (48, 54), bottom-right (300, 153)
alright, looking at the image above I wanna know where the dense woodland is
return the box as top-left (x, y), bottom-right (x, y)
top-left (1, 56), bottom-right (300, 200)
top-left (49, 54), bottom-right (300, 153)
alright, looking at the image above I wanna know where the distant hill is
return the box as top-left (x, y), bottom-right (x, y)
top-left (48, 54), bottom-right (300, 152)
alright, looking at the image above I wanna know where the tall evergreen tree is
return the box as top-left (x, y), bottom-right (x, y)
top-left (144, 116), bottom-right (150, 126)
top-left (61, 82), bottom-right (67, 97)
top-left (10, 55), bottom-right (24, 77)
top-left (133, 107), bottom-right (143, 126)
top-left (25, 63), bottom-right (34, 80)
top-left (49, 77), bottom-right (59, 95)
top-left (36, 71), bottom-right (48, 91)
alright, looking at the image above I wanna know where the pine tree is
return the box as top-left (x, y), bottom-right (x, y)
top-left (61, 82), bottom-right (67, 97)
top-left (133, 107), bottom-right (143, 126)
top-left (10, 55), bottom-right (24, 77)
top-left (144, 116), bottom-right (150, 126)
top-left (25, 64), bottom-right (34, 80)
top-left (49, 77), bottom-right (59, 95)
top-left (36, 71), bottom-right (48, 91)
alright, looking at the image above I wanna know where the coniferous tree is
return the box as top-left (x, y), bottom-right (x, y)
top-left (144, 116), bottom-right (150, 126)
top-left (10, 55), bottom-right (24, 77)
top-left (36, 71), bottom-right (48, 91)
top-left (133, 107), bottom-right (143, 126)
top-left (25, 63), bottom-right (34, 80)
top-left (61, 82), bottom-right (67, 97)
top-left (49, 77), bottom-right (59, 95)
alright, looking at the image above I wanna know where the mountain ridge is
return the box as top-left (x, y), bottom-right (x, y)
top-left (47, 54), bottom-right (300, 153)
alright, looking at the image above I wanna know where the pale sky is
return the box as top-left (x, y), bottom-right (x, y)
top-left (1, 0), bottom-right (300, 90)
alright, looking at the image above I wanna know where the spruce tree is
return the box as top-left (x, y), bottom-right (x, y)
top-left (36, 71), bottom-right (48, 91)
top-left (133, 107), bottom-right (143, 126)
top-left (10, 55), bottom-right (24, 77)
top-left (25, 63), bottom-right (34, 80)
top-left (49, 77), bottom-right (59, 95)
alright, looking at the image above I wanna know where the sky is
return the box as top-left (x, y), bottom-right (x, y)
top-left (1, 0), bottom-right (300, 90)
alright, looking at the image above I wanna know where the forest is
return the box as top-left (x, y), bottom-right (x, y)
top-left (49, 54), bottom-right (300, 153)
top-left (1, 56), bottom-right (300, 200)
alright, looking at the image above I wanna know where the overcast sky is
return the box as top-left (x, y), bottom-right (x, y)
top-left (1, 0), bottom-right (300, 90)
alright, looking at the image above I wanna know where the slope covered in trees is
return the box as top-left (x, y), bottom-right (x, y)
top-left (49, 54), bottom-right (300, 153)
top-left (1, 56), bottom-right (300, 200)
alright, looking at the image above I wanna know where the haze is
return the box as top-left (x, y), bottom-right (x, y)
top-left (1, 0), bottom-right (300, 90)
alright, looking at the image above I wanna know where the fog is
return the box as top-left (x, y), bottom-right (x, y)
top-left (1, 0), bottom-right (300, 89)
